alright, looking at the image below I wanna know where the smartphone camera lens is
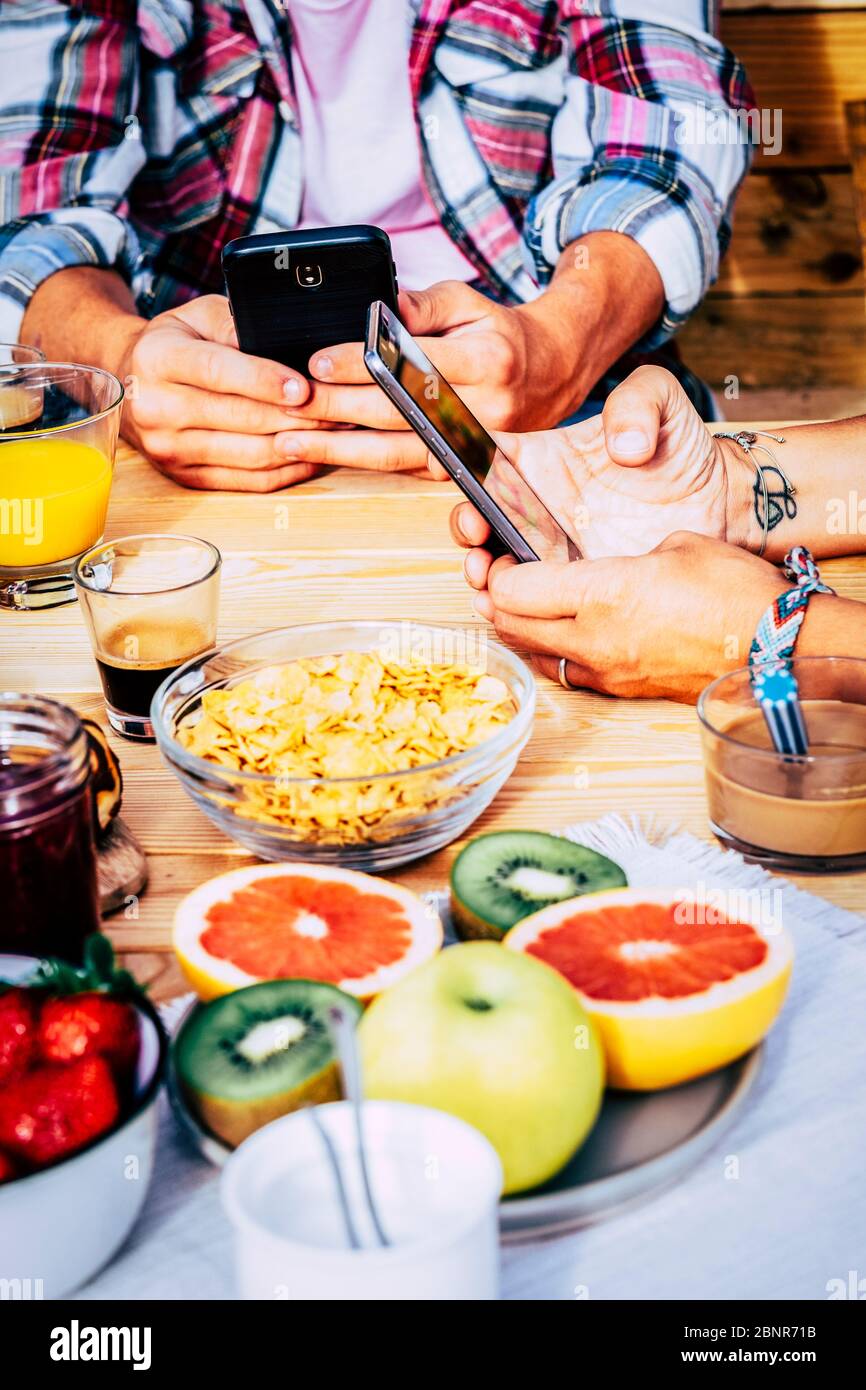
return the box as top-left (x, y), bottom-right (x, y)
top-left (296, 263), bottom-right (323, 288)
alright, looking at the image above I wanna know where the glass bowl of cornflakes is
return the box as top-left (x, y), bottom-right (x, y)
top-left (151, 621), bottom-right (535, 869)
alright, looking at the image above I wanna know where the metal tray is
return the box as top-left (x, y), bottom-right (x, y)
top-left (168, 1001), bottom-right (762, 1242)
top-left (500, 1046), bottom-right (761, 1239)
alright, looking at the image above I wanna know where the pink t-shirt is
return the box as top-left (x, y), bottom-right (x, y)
top-left (288, 0), bottom-right (477, 290)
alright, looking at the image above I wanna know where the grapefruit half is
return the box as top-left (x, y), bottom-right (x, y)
top-left (173, 863), bottom-right (443, 1001)
top-left (505, 886), bottom-right (793, 1089)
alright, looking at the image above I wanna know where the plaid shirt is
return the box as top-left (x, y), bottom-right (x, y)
top-left (0, 0), bottom-right (753, 351)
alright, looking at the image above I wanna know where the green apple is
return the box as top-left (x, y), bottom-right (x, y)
top-left (359, 941), bottom-right (605, 1195)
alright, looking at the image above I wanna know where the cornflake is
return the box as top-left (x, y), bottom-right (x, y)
top-left (177, 651), bottom-right (516, 843)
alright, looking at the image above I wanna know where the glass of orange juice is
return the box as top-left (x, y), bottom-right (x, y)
top-left (0, 362), bottom-right (123, 610)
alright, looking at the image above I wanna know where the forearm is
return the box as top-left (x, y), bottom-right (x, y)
top-left (722, 417), bottom-right (866, 561)
top-left (525, 8), bottom-right (753, 360)
top-left (519, 232), bottom-right (665, 420)
top-left (21, 267), bottom-right (144, 381)
top-left (797, 592), bottom-right (866, 658)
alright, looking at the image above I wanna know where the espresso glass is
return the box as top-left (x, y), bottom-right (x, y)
top-left (698, 657), bottom-right (866, 872)
top-left (0, 362), bottom-right (123, 610)
top-left (75, 534), bottom-right (221, 740)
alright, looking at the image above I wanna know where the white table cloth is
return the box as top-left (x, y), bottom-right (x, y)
top-left (74, 819), bottom-right (866, 1301)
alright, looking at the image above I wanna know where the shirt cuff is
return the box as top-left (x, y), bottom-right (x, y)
top-left (523, 162), bottom-right (722, 349)
top-left (0, 210), bottom-right (141, 342)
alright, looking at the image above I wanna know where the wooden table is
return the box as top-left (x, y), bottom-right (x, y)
top-left (4, 443), bottom-right (865, 998)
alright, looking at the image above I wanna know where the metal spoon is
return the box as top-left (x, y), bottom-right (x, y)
top-left (305, 1103), bottom-right (362, 1250)
top-left (327, 1003), bottom-right (390, 1247)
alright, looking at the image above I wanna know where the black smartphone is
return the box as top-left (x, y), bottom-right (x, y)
top-left (222, 225), bottom-right (398, 375)
top-left (364, 300), bottom-right (579, 564)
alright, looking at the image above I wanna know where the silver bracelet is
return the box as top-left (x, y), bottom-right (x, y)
top-left (712, 429), bottom-right (796, 557)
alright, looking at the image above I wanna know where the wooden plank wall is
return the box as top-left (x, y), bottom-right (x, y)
top-left (678, 3), bottom-right (866, 401)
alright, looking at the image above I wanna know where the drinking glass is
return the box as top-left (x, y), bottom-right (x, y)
top-left (74, 534), bottom-right (221, 740)
top-left (0, 342), bottom-right (45, 385)
top-left (698, 657), bottom-right (866, 871)
top-left (0, 362), bottom-right (123, 610)
top-left (0, 346), bottom-right (46, 448)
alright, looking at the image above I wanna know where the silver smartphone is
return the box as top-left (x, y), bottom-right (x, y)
top-left (364, 300), bottom-right (579, 564)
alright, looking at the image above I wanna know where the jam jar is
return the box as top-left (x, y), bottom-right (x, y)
top-left (0, 695), bottom-right (101, 961)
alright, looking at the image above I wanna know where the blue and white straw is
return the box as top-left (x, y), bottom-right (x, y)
top-left (751, 663), bottom-right (809, 756)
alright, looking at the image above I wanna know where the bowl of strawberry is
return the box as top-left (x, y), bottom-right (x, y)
top-left (0, 935), bottom-right (167, 1297)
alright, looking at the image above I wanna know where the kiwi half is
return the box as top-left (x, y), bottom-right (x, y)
top-left (450, 830), bottom-right (627, 940)
top-left (174, 979), bottom-right (362, 1147)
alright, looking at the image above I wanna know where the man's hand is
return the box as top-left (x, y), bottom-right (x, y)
top-left (115, 295), bottom-right (336, 491)
top-left (451, 365), bottom-right (751, 589)
top-left (276, 279), bottom-right (585, 472)
top-left (472, 532), bottom-right (783, 702)
top-left (23, 270), bottom-right (335, 492)
top-left (276, 232), bottom-right (665, 471)
top-left (20, 231), bottom-right (665, 488)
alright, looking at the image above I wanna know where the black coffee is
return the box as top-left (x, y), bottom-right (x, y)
top-left (96, 617), bottom-right (211, 716)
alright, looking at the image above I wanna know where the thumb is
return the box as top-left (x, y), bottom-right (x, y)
top-left (601, 365), bottom-right (677, 467)
top-left (399, 281), bottom-right (484, 336)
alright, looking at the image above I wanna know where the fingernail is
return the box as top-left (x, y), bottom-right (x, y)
top-left (277, 435), bottom-right (302, 458)
top-left (611, 429), bottom-right (650, 456)
top-left (472, 596), bottom-right (485, 616)
top-left (312, 355), bottom-right (332, 379)
top-left (283, 378), bottom-right (304, 403)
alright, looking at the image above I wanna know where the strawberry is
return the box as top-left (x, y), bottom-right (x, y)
top-left (0, 1149), bottom-right (17, 1184)
top-left (38, 992), bottom-right (140, 1081)
top-left (0, 1057), bottom-right (120, 1168)
top-left (0, 988), bottom-right (37, 1089)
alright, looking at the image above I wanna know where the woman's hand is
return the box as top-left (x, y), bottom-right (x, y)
top-left (451, 365), bottom-right (753, 586)
top-left (473, 533), bottom-right (783, 702)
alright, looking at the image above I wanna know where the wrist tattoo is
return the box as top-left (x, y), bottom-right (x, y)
top-left (753, 464), bottom-right (798, 534)
top-left (714, 429), bottom-right (794, 556)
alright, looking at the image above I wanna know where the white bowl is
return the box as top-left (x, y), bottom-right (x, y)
top-left (0, 954), bottom-right (167, 1298)
top-left (221, 1100), bottom-right (503, 1300)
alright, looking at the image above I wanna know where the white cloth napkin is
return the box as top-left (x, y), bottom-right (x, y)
top-left (74, 816), bottom-right (866, 1301)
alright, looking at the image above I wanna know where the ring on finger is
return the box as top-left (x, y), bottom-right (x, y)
top-left (558, 656), bottom-right (580, 691)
